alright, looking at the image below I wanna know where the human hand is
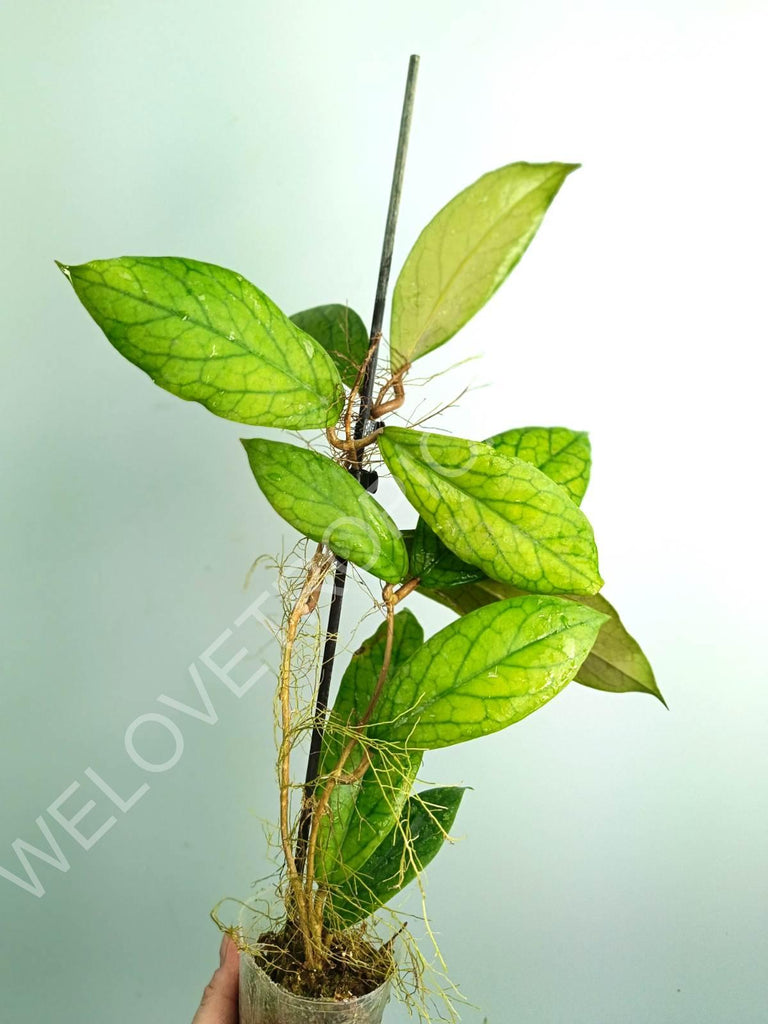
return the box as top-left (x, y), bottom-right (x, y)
top-left (192, 935), bottom-right (239, 1024)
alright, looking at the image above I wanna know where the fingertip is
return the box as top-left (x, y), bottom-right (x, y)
top-left (192, 939), bottom-right (239, 1023)
top-left (221, 934), bottom-right (239, 971)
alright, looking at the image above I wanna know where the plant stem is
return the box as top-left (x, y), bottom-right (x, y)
top-left (295, 556), bottom-right (347, 874)
top-left (294, 54), bottom-right (419, 875)
top-left (303, 593), bottom-right (397, 926)
top-left (356, 53), bottom-right (420, 439)
top-left (276, 553), bottom-right (333, 964)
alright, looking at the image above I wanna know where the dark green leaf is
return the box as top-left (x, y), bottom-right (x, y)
top-left (369, 595), bottom-right (608, 749)
top-left (420, 580), bottom-right (664, 704)
top-left (290, 304), bottom-right (369, 389)
top-left (407, 519), bottom-right (485, 589)
top-left (326, 786), bottom-right (465, 927)
top-left (58, 256), bottom-right (344, 428)
top-left (418, 580), bottom-right (499, 616)
top-left (486, 426), bottom-right (591, 505)
top-left (379, 427), bottom-right (602, 594)
top-left (390, 162), bottom-right (578, 369)
top-left (242, 438), bottom-right (407, 583)
top-left (316, 610), bottom-right (424, 885)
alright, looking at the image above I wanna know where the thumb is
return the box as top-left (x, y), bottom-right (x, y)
top-left (192, 935), bottom-right (239, 1024)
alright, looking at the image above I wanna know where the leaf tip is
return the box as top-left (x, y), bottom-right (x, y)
top-left (240, 437), bottom-right (259, 457)
top-left (582, 572), bottom-right (604, 596)
top-left (54, 259), bottom-right (73, 282)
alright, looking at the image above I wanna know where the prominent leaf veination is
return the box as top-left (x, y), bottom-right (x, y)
top-left (389, 162), bottom-right (579, 369)
top-left (56, 151), bottom-right (662, 934)
top-left (290, 304), bottom-right (370, 389)
top-left (409, 425), bottom-right (592, 588)
top-left (242, 438), bottom-right (408, 583)
top-left (379, 427), bottom-right (602, 594)
top-left (368, 595), bottom-right (609, 749)
top-left (486, 426), bottom-right (591, 506)
top-left (419, 580), bottom-right (665, 704)
top-left (316, 610), bottom-right (424, 885)
top-left (58, 256), bottom-right (344, 428)
top-left (326, 786), bottom-right (465, 927)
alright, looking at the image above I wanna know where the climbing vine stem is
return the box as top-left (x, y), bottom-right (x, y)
top-left (294, 54), bottom-right (420, 879)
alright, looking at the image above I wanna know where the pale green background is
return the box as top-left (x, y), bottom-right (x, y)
top-left (1, 1), bottom-right (766, 1021)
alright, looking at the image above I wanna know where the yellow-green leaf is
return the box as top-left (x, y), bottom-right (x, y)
top-left (379, 427), bottom-right (602, 594)
top-left (390, 162), bottom-right (578, 368)
top-left (242, 438), bottom-right (408, 583)
top-left (58, 256), bottom-right (344, 428)
top-left (420, 580), bottom-right (664, 704)
top-left (409, 426), bottom-right (592, 588)
top-left (486, 426), bottom-right (591, 505)
top-left (369, 595), bottom-right (608, 749)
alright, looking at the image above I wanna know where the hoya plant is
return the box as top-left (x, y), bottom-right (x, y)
top-left (58, 57), bottom-right (661, 1023)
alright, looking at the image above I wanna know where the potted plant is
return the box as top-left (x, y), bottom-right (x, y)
top-left (57, 55), bottom-right (662, 1024)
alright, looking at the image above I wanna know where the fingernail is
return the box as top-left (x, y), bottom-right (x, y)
top-left (219, 934), bottom-right (229, 966)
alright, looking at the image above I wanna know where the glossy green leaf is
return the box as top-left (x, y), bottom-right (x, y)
top-left (242, 438), bottom-right (407, 583)
top-left (486, 426), bottom-right (591, 505)
top-left (420, 580), bottom-right (665, 704)
top-left (58, 256), bottom-right (344, 428)
top-left (316, 610), bottom-right (424, 885)
top-left (407, 520), bottom-right (485, 589)
top-left (408, 426), bottom-right (591, 588)
top-left (325, 786), bottom-right (465, 928)
top-left (379, 427), bottom-right (602, 594)
top-left (369, 595), bottom-right (608, 748)
top-left (418, 580), bottom-right (498, 617)
top-left (290, 304), bottom-right (369, 389)
top-left (390, 162), bottom-right (578, 369)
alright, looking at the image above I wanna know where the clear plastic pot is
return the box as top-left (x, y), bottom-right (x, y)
top-left (239, 951), bottom-right (392, 1024)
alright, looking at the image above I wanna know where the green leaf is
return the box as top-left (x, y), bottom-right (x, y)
top-left (419, 580), bottom-right (665, 704)
top-left (290, 304), bottom-right (369, 389)
top-left (573, 594), bottom-right (664, 704)
top-left (408, 426), bottom-right (591, 588)
top-left (418, 580), bottom-right (499, 617)
top-left (390, 162), bottom-right (578, 368)
top-left (369, 595), bottom-right (608, 749)
top-left (325, 610), bottom-right (425, 757)
top-left (325, 786), bottom-right (465, 928)
top-left (407, 520), bottom-right (485, 589)
top-left (379, 427), bottom-right (602, 594)
top-left (58, 256), bottom-right (344, 428)
top-left (242, 438), bottom-right (408, 583)
top-left (486, 426), bottom-right (591, 506)
top-left (316, 610), bottom-right (424, 885)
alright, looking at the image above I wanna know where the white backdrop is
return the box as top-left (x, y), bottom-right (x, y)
top-left (1, 1), bottom-right (766, 1021)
